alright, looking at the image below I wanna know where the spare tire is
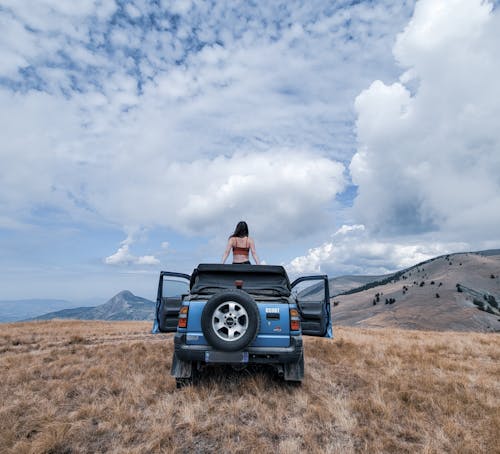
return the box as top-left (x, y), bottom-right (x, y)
top-left (201, 289), bottom-right (260, 352)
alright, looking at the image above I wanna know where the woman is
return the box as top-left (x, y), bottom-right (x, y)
top-left (222, 221), bottom-right (260, 265)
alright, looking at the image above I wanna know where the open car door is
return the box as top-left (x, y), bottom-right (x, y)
top-left (291, 275), bottom-right (332, 338)
top-left (152, 271), bottom-right (190, 333)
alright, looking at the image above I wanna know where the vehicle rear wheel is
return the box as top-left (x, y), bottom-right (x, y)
top-left (201, 289), bottom-right (260, 352)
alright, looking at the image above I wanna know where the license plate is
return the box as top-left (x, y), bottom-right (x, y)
top-left (205, 351), bottom-right (249, 363)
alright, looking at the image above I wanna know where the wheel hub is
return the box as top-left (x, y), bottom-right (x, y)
top-left (212, 301), bottom-right (249, 342)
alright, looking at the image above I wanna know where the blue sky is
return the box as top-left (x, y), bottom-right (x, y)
top-left (1, 0), bottom-right (499, 302)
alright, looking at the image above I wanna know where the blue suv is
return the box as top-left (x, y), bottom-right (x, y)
top-left (152, 264), bottom-right (332, 387)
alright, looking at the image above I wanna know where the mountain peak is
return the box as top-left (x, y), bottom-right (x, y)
top-left (114, 290), bottom-right (135, 299)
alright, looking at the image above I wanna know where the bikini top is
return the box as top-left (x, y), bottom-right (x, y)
top-left (232, 237), bottom-right (249, 257)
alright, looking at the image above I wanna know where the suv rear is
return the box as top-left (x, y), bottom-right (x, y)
top-left (152, 264), bottom-right (332, 387)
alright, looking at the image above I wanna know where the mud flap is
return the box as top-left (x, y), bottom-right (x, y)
top-left (170, 352), bottom-right (193, 378)
top-left (283, 352), bottom-right (304, 382)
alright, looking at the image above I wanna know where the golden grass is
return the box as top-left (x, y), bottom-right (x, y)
top-left (0, 321), bottom-right (498, 453)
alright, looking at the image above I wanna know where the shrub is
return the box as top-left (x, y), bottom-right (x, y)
top-left (436, 293), bottom-right (440, 298)
top-left (487, 295), bottom-right (498, 309)
top-left (456, 284), bottom-right (462, 292)
top-left (473, 299), bottom-right (485, 311)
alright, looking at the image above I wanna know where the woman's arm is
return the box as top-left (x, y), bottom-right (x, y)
top-left (221, 238), bottom-right (233, 264)
top-left (249, 238), bottom-right (260, 265)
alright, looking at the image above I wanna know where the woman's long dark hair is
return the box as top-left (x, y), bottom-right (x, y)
top-left (230, 221), bottom-right (249, 238)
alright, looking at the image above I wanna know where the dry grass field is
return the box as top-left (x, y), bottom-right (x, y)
top-left (0, 321), bottom-right (498, 453)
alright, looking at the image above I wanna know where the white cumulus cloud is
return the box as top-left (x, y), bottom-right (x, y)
top-left (0, 0), bottom-right (412, 245)
top-left (350, 0), bottom-right (500, 243)
top-left (288, 0), bottom-right (500, 277)
top-left (287, 224), bottom-right (468, 276)
top-left (104, 234), bottom-right (160, 266)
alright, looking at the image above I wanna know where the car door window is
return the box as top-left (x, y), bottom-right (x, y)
top-left (291, 276), bottom-right (332, 338)
top-left (162, 278), bottom-right (189, 298)
top-left (152, 272), bottom-right (190, 333)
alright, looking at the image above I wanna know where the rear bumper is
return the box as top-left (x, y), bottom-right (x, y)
top-left (173, 332), bottom-right (303, 364)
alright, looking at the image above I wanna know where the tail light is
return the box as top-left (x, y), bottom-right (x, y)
top-left (289, 308), bottom-right (301, 331)
top-left (178, 306), bottom-right (189, 328)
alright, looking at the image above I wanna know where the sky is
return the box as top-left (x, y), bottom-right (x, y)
top-left (1, 0), bottom-right (499, 302)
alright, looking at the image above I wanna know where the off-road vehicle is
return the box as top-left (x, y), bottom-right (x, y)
top-left (152, 264), bottom-right (332, 387)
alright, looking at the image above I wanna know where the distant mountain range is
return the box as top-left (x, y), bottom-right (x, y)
top-left (300, 273), bottom-right (394, 299)
top-left (31, 291), bottom-right (155, 322)
top-left (2, 249), bottom-right (499, 331)
top-left (0, 299), bottom-right (98, 323)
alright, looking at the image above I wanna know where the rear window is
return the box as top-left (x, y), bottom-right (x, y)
top-left (190, 264), bottom-right (291, 297)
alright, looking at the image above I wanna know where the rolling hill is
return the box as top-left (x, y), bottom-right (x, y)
top-left (331, 251), bottom-right (500, 332)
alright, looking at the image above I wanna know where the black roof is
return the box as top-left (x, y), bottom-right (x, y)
top-left (189, 264), bottom-right (291, 296)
